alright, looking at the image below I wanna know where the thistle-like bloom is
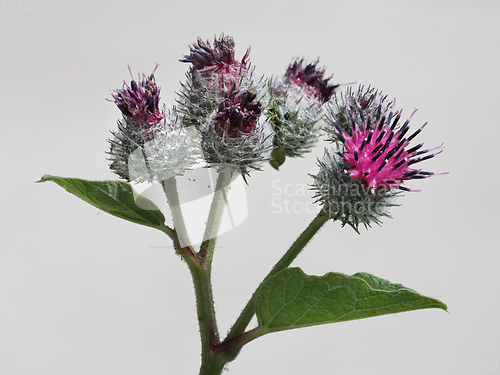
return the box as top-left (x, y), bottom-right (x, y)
top-left (283, 58), bottom-right (338, 105)
top-left (332, 98), bottom-right (442, 191)
top-left (109, 107), bottom-right (201, 183)
top-left (180, 35), bottom-right (250, 90)
top-left (107, 67), bottom-right (200, 181)
top-left (267, 58), bottom-right (339, 169)
top-left (311, 90), bottom-right (443, 231)
top-left (178, 35), bottom-right (259, 129)
top-left (200, 88), bottom-right (272, 176)
top-left (214, 88), bottom-right (262, 137)
top-left (109, 65), bottom-right (164, 137)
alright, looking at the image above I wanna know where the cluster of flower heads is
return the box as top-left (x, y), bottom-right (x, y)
top-left (106, 34), bottom-right (444, 230)
top-left (175, 34), bottom-right (273, 175)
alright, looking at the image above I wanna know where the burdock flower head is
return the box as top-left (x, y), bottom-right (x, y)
top-left (180, 35), bottom-right (250, 93)
top-left (282, 58), bottom-right (338, 105)
top-left (110, 65), bottom-right (164, 138)
top-left (267, 58), bottom-right (339, 169)
top-left (213, 87), bottom-right (262, 137)
top-left (311, 89), bottom-right (444, 231)
top-left (178, 35), bottom-right (259, 129)
top-left (107, 67), bottom-right (200, 182)
top-left (200, 87), bottom-right (272, 176)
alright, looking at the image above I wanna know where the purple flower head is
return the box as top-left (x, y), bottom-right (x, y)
top-left (283, 58), bottom-right (339, 104)
top-left (110, 65), bottom-right (164, 131)
top-left (180, 35), bottom-right (251, 95)
top-left (199, 86), bottom-right (272, 175)
top-left (213, 87), bottom-right (262, 138)
top-left (332, 97), bottom-right (443, 192)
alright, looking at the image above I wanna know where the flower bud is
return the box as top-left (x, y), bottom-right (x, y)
top-left (199, 88), bottom-right (272, 176)
top-left (109, 65), bottom-right (163, 139)
top-left (267, 58), bottom-right (339, 169)
top-left (180, 35), bottom-right (250, 95)
top-left (107, 67), bottom-right (201, 181)
top-left (108, 108), bottom-right (201, 182)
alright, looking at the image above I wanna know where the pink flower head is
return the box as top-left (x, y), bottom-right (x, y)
top-left (332, 98), bottom-right (443, 192)
top-left (180, 35), bottom-right (250, 95)
top-left (110, 66), bottom-right (164, 130)
top-left (283, 58), bottom-right (339, 104)
top-left (213, 88), bottom-right (262, 138)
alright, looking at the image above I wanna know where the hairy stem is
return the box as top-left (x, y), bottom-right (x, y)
top-left (179, 169), bottom-right (233, 375)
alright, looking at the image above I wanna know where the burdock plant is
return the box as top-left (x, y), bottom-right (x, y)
top-left (38, 35), bottom-right (447, 375)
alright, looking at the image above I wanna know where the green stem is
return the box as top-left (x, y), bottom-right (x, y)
top-left (165, 172), bottom-right (327, 374)
top-left (162, 177), bottom-right (192, 249)
top-left (198, 328), bottom-right (267, 375)
top-left (158, 223), bottom-right (176, 240)
top-left (199, 168), bottom-right (232, 261)
top-left (224, 209), bottom-right (329, 343)
top-left (182, 255), bottom-right (220, 374)
top-left (177, 169), bottom-right (233, 375)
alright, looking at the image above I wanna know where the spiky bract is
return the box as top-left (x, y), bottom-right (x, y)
top-left (310, 150), bottom-right (399, 232)
top-left (108, 109), bottom-right (201, 182)
top-left (325, 85), bottom-right (392, 142)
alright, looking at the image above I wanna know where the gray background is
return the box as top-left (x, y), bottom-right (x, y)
top-left (1, 0), bottom-right (499, 374)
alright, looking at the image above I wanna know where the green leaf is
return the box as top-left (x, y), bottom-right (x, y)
top-left (270, 148), bottom-right (286, 170)
top-left (256, 268), bottom-right (447, 332)
top-left (38, 175), bottom-right (166, 230)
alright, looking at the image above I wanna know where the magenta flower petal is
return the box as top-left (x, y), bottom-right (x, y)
top-left (332, 97), bottom-right (442, 192)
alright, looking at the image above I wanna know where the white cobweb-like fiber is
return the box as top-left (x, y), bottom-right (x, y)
top-left (127, 116), bottom-right (203, 183)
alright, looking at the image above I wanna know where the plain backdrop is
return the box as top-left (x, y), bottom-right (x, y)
top-left (1, 0), bottom-right (499, 374)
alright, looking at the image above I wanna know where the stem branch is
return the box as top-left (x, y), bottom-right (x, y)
top-left (224, 210), bottom-right (329, 343)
